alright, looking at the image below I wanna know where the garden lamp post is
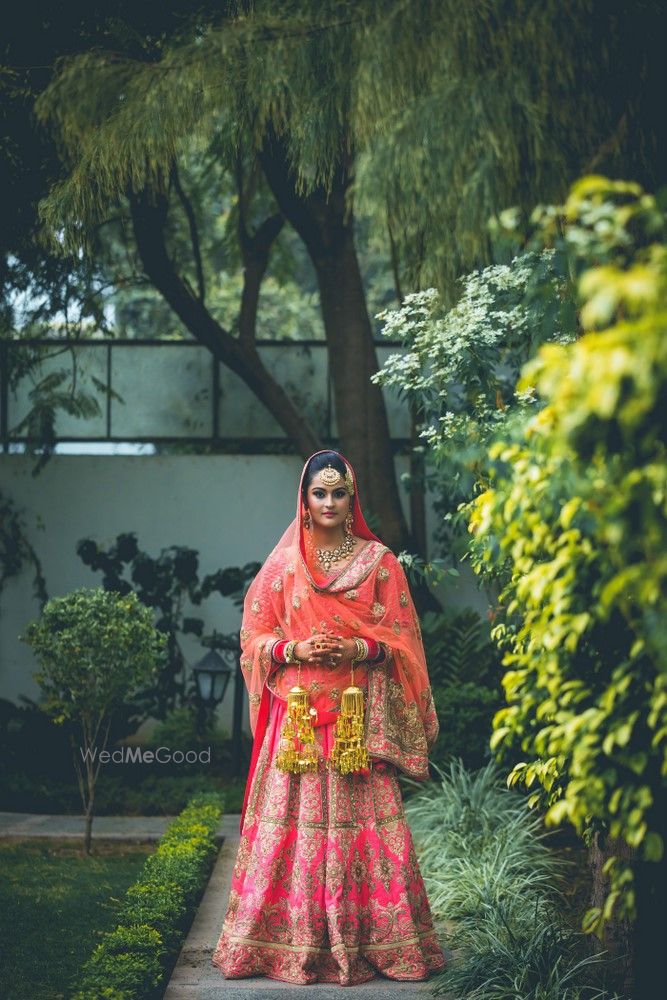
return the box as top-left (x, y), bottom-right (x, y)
top-left (192, 649), bottom-right (231, 740)
top-left (192, 643), bottom-right (245, 776)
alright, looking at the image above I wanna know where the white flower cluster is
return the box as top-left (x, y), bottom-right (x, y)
top-left (374, 251), bottom-right (552, 395)
top-left (374, 250), bottom-right (558, 453)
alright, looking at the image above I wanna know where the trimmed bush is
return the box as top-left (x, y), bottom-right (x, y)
top-left (71, 791), bottom-right (223, 1000)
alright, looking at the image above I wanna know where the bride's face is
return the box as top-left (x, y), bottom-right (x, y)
top-left (306, 472), bottom-right (352, 531)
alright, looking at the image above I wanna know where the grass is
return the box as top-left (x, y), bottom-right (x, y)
top-left (0, 838), bottom-right (152, 1000)
top-left (406, 760), bottom-right (626, 1000)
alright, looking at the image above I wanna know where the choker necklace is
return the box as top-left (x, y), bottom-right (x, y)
top-left (315, 532), bottom-right (356, 574)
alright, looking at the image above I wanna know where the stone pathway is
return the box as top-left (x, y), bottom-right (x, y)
top-left (0, 809), bottom-right (185, 840)
top-left (1, 811), bottom-right (449, 998)
top-left (165, 820), bottom-right (445, 999)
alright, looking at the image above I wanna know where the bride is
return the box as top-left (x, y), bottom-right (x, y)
top-left (212, 449), bottom-right (445, 985)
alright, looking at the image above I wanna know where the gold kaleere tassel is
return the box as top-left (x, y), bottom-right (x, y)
top-left (329, 657), bottom-right (370, 775)
top-left (275, 685), bottom-right (319, 773)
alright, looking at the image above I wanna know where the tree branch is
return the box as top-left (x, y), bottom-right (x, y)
top-left (386, 203), bottom-right (404, 305)
top-left (128, 185), bottom-right (320, 458)
top-left (171, 163), bottom-right (206, 303)
top-left (235, 153), bottom-right (285, 347)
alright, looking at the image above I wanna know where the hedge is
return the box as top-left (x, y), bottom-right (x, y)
top-left (71, 791), bottom-right (224, 1000)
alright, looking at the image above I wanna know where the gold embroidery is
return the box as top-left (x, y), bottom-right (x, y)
top-left (249, 693), bottom-right (261, 706)
top-left (240, 627), bottom-right (250, 642)
top-left (241, 658), bottom-right (252, 671)
top-left (392, 619), bottom-right (401, 635)
top-left (371, 602), bottom-right (385, 618)
top-left (378, 566), bottom-right (390, 581)
top-left (344, 589), bottom-right (359, 600)
top-left (332, 614), bottom-right (344, 624)
top-left (251, 598), bottom-right (261, 614)
top-left (399, 591), bottom-right (408, 607)
top-left (284, 563), bottom-right (295, 575)
top-left (292, 595), bottom-right (301, 610)
top-left (273, 625), bottom-right (285, 638)
top-left (272, 578), bottom-right (283, 592)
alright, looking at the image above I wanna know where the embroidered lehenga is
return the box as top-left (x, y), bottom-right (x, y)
top-left (212, 451), bottom-right (446, 986)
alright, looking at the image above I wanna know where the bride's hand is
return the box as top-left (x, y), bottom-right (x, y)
top-left (294, 631), bottom-right (344, 665)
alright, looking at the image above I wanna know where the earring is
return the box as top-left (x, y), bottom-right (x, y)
top-left (345, 509), bottom-right (353, 534)
top-left (303, 509), bottom-right (312, 530)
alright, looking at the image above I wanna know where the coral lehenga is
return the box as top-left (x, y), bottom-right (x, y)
top-left (212, 451), bottom-right (446, 986)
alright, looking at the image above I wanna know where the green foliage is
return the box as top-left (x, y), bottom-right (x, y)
top-left (464, 176), bottom-right (667, 932)
top-left (21, 587), bottom-right (167, 726)
top-left (406, 762), bottom-right (621, 999)
top-left (73, 791), bottom-right (223, 1000)
top-left (0, 838), bottom-right (151, 1000)
top-left (431, 681), bottom-right (500, 772)
top-left (374, 248), bottom-right (571, 559)
top-left (75, 924), bottom-right (165, 998)
top-left (21, 586), bottom-right (167, 847)
top-left (76, 531), bottom-right (259, 719)
top-left (422, 607), bottom-right (498, 687)
top-left (419, 608), bottom-right (502, 769)
top-left (33, 2), bottom-right (650, 297)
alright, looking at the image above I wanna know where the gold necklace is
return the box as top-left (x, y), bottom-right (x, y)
top-left (315, 532), bottom-right (356, 574)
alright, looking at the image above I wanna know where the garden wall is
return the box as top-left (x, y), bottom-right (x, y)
top-left (0, 453), bottom-right (486, 732)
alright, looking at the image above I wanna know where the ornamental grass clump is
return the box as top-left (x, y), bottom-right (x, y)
top-left (406, 762), bottom-right (623, 1000)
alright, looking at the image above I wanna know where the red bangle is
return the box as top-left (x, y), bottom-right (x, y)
top-left (271, 639), bottom-right (289, 663)
top-left (365, 639), bottom-right (386, 663)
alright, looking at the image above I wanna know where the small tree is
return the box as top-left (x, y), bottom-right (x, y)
top-left (21, 587), bottom-right (167, 853)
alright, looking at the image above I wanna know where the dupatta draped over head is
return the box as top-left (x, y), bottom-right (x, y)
top-left (239, 450), bottom-right (439, 823)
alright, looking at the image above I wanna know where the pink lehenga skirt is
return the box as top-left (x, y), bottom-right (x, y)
top-left (212, 697), bottom-right (446, 986)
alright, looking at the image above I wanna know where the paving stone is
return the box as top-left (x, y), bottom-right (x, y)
top-left (0, 810), bottom-right (240, 842)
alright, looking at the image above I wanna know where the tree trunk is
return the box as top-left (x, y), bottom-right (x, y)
top-left (259, 137), bottom-right (414, 555)
top-left (84, 763), bottom-right (95, 855)
top-left (588, 832), bottom-right (633, 995)
top-left (632, 790), bottom-right (667, 1000)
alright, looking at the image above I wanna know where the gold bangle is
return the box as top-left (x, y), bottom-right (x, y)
top-left (352, 636), bottom-right (367, 664)
top-left (285, 640), bottom-right (299, 664)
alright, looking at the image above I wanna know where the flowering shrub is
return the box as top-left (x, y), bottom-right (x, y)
top-left (373, 248), bottom-right (570, 555)
top-left (376, 173), bottom-right (667, 944)
top-left (464, 176), bottom-right (667, 933)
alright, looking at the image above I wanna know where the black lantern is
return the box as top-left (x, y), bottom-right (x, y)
top-left (192, 649), bottom-right (232, 706)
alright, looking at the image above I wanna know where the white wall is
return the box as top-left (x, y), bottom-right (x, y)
top-left (0, 454), bottom-right (487, 732)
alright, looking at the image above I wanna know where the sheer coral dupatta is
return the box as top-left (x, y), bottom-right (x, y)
top-left (238, 450), bottom-right (438, 829)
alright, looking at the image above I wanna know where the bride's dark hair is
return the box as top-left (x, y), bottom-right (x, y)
top-left (301, 452), bottom-right (351, 505)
